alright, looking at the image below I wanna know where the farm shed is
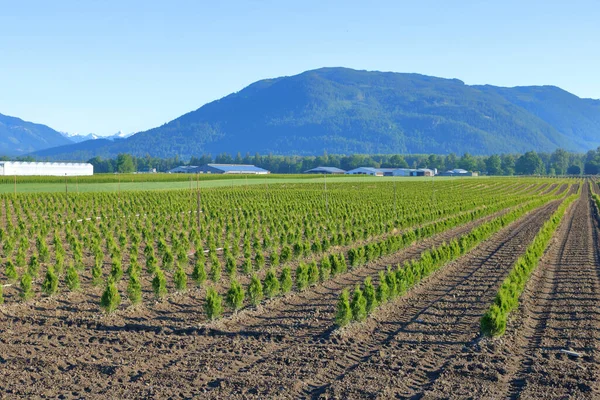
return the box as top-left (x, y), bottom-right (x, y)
top-left (438, 169), bottom-right (478, 177)
top-left (0, 161), bottom-right (93, 176)
top-left (391, 168), bottom-right (415, 176)
top-left (168, 166), bottom-right (201, 173)
top-left (345, 167), bottom-right (384, 176)
top-left (415, 168), bottom-right (434, 177)
top-left (196, 164), bottom-right (270, 174)
top-left (304, 166), bottom-right (346, 174)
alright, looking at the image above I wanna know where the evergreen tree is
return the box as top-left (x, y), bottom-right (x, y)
top-left (5, 260), bottom-right (17, 282)
top-left (280, 266), bottom-right (293, 293)
top-left (65, 263), bottom-right (81, 291)
top-left (263, 268), bottom-right (280, 298)
top-left (173, 264), bottom-right (188, 292)
top-left (19, 273), bottom-right (34, 301)
top-left (376, 271), bottom-right (390, 304)
top-left (192, 257), bottom-right (207, 286)
top-left (350, 285), bottom-right (367, 322)
top-left (127, 272), bottom-right (142, 306)
top-left (152, 268), bottom-right (168, 299)
top-left (363, 276), bottom-right (377, 315)
top-left (296, 263), bottom-right (309, 291)
top-left (248, 274), bottom-right (263, 305)
top-left (226, 278), bottom-right (245, 312)
top-left (100, 279), bottom-right (121, 314)
top-left (204, 287), bottom-right (223, 320)
top-left (42, 266), bottom-right (59, 295)
top-left (335, 289), bottom-right (352, 327)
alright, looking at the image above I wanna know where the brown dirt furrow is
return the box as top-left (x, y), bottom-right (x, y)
top-left (195, 200), bottom-right (562, 399)
top-left (419, 183), bottom-right (598, 400)
top-left (505, 183), bottom-right (600, 399)
top-left (540, 183), bottom-right (558, 195)
top-left (311, 199), bottom-right (563, 399)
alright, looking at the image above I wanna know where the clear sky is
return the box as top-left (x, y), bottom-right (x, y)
top-left (0, 0), bottom-right (598, 136)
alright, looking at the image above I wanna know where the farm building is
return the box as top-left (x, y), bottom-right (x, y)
top-left (438, 168), bottom-right (478, 177)
top-left (0, 161), bottom-right (93, 176)
top-left (168, 165), bottom-right (201, 173)
top-left (169, 164), bottom-right (270, 174)
top-left (345, 167), bottom-right (384, 176)
top-left (304, 166), bottom-right (346, 174)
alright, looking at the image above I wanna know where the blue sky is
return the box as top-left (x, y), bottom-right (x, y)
top-left (0, 0), bottom-right (598, 136)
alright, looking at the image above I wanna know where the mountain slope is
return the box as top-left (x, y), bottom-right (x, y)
top-left (31, 68), bottom-right (600, 160)
top-left (0, 113), bottom-right (72, 156)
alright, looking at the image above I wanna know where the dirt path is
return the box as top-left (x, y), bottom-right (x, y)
top-left (505, 183), bottom-right (600, 399)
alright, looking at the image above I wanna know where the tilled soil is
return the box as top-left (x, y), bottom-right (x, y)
top-left (0, 198), bottom-right (554, 399)
top-left (317, 199), bottom-right (563, 400)
top-left (427, 183), bottom-right (600, 399)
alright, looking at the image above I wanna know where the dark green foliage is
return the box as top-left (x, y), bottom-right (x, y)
top-left (127, 272), bottom-right (142, 306)
top-left (19, 273), bottom-right (34, 300)
top-left (263, 268), bottom-right (280, 298)
top-left (205, 287), bottom-right (223, 320)
top-left (192, 257), bottom-right (207, 286)
top-left (65, 264), bottom-right (80, 291)
top-left (5, 261), bottom-right (17, 282)
top-left (248, 274), bottom-right (263, 305)
top-left (110, 259), bottom-right (123, 282)
top-left (91, 261), bottom-right (103, 286)
top-left (335, 289), bottom-right (352, 327)
top-left (279, 266), bottom-right (293, 293)
top-left (42, 266), bottom-right (59, 295)
top-left (376, 271), bottom-right (390, 304)
top-left (307, 261), bottom-right (319, 286)
top-left (100, 279), bottom-right (121, 313)
top-left (152, 269), bottom-right (168, 299)
top-left (28, 254), bottom-right (40, 278)
top-left (363, 277), bottom-right (377, 315)
top-left (350, 285), bottom-right (367, 322)
top-left (296, 263), bottom-right (309, 291)
top-left (320, 257), bottom-right (331, 282)
top-left (173, 264), bottom-right (187, 292)
top-left (226, 278), bottom-right (245, 311)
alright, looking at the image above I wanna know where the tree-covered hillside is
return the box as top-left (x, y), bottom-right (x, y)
top-left (28, 68), bottom-right (600, 160)
top-left (0, 113), bottom-right (72, 156)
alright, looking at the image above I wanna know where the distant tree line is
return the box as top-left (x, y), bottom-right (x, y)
top-left (5, 148), bottom-right (596, 176)
top-left (80, 148), bottom-right (597, 176)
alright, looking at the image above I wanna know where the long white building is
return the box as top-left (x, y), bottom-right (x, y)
top-left (0, 161), bottom-right (93, 176)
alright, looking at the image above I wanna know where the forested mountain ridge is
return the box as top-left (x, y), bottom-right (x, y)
top-left (24, 67), bottom-right (600, 160)
top-left (0, 113), bottom-right (72, 156)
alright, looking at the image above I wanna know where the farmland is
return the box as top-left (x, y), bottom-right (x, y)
top-left (0, 176), bottom-right (597, 398)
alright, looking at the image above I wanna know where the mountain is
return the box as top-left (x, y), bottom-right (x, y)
top-left (30, 67), bottom-right (600, 160)
top-left (0, 113), bottom-right (72, 156)
top-left (60, 131), bottom-right (134, 143)
top-left (60, 132), bottom-right (100, 143)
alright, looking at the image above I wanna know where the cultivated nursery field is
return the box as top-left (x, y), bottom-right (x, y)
top-left (1, 177), bottom-right (598, 398)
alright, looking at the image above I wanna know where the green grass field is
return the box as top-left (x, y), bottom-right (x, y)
top-left (0, 175), bottom-right (473, 194)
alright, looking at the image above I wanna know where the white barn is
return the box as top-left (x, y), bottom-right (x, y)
top-left (0, 161), bottom-right (93, 176)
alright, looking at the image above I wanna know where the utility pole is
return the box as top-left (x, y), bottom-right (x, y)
top-left (324, 173), bottom-right (329, 214)
top-left (196, 173), bottom-right (201, 233)
top-left (394, 180), bottom-right (397, 216)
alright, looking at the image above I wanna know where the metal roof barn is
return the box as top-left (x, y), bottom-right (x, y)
top-left (304, 166), bottom-right (346, 174)
top-left (169, 164), bottom-right (270, 174)
top-left (0, 161), bottom-right (93, 176)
